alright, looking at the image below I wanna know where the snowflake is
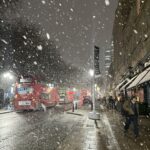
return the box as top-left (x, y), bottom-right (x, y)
top-left (46, 33), bottom-right (50, 40)
top-left (69, 17), bottom-right (73, 20)
top-left (37, 45), bottom-right (43, 50)
top-left (144, 34), bottom-right (148, 38)
top-left (133, 29), bottom-right (138, 34)
top-left (55, 127), bottom-right (59, 131)
top-left (33, 61), bottom-right (37, 65)
top-left (92, 15), bottom-right (96, 19)
top-left (23, 35), bottom-right (27, 39)
top-left (1, 39), bottom-right (8, 44)
top-left (105, 0), bottom-right (110, 6)
top-left (140, 143), bottom-right (143, 146)
top-left (118, 2), bottom-right (121, 6)
top-left (141, 0), bottom-right (144, 3)
top-left (41, 0), bottom-right (46, 4)
top-left (70, 8), bottom-right (74, 12)
top-left (24, 41), bottom-right (27, 45)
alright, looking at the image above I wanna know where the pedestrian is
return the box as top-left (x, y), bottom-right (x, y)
top-left (123, 96), bottom-right (139, 138)
top-left (117, 93), bottom-right (125, 115)
top-left (108, 96), bottom-right (114, 109)
top-left (114, 96), bottom-right (118, 110)
top-left (102, 96), bottom-right (106, 106)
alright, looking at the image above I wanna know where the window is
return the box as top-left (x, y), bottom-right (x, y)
top-left (41, 93), bottom-right (50, 100)
top-left (17, 87), bottom-right (33, 95)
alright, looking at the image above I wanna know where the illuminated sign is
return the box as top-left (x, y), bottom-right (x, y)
top-left (20, 78), bottom-right (32, 83)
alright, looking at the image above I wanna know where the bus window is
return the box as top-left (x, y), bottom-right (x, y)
top-left (41, 93), bottom-right (50, 100)
top-left (17, 87), bottom-right (33, 95)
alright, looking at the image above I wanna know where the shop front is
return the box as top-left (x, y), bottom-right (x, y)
top-left (127, 67), bottom-right (150, 115)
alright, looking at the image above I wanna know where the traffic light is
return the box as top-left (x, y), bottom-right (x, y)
top-left (94, 46), bottom-right (100, 75)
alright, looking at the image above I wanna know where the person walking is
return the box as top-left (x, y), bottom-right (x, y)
top-left (123, 96), bottom-right (139, 138)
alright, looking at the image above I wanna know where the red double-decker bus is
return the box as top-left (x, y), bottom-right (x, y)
top-left (14, 75), bottom-right (59, 111)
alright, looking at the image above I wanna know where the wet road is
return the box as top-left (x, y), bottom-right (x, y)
top-left (0, 105), bottom-right (150, 150)
top-left (0, 105), bottom-right (102, 150)
top-left (0, 106), bottom-right (85, 150)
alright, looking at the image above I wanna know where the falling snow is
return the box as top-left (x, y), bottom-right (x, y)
top-left (70, 8), bottom-right (74, 12)
top-left (37, 45), bottom-right (43, 50)
top-left (144, 34), bottom-right (148, 38)
top-left (33, 61), bottom-right (37, 65)
top-left (46, 33), bottom-right (50, 40)
top-left (92, 15), bottom-right (96, 19)
top-left (105, 0), bottom-right (110, 6)
top-left (41, 0), bottom-right (46, 4)
top-left (23, 35), bottom-right (27, 39)
top-left (133, 29), bottom-right (138, 34)
top-left (1, 39), bottom-right (8, 44)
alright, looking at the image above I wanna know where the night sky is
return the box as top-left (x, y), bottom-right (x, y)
top-left (4, 0), bottom-right (118, 69)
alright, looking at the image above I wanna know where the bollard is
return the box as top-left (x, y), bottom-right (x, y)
top-left (75, 102), bottom-right (78, 110)
top-left (72, 102), bottom-right (74, 112)
top-left (64, 104), bottom-right (66, 112)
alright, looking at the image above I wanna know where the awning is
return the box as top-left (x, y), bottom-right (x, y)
top-left (127, 67), bottom-right (150, 89)
top-left (120, 75), bottom-right (137, 91)
top-left (115, 78), bottom-right (129, 91)
top-left (138, 67), bottom-right (150, 85)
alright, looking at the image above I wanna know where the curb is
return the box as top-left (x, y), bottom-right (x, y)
top-left (0, 110), bottom-right (14, 114)
top-left (66, 111), bottom-right (83, 116)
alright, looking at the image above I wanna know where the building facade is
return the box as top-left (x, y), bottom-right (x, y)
top-left (113, 0), bottom-right (150, 83)
top-left (112, 0), bottom-right (150, 114)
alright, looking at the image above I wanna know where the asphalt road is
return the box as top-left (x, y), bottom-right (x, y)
top-left (0, 107), bottom-right (97, 150)
top-left (0, 105), bottom-right (150, 150)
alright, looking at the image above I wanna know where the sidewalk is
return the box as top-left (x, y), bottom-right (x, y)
top-left (64, 105), bottom-right (150, 150)
top-left (0, 108), bottom-right (13, 114)
top-left (61, 107), bottom-right (101, 150)
top-left (100, 105), bottom-right (150, 150)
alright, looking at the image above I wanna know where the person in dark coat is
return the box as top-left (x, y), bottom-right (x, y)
top-left (123, 96), bottom-right (139, 138)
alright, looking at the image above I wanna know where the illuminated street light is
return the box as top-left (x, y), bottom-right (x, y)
top-left (3, 72), bottom-right (14, 80)
top-left (73, 87), bottom-right (77, 92)
top-left (89, 69), bottom-right (94, 77)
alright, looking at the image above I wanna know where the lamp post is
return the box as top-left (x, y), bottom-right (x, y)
top-left (88, 69), bottom-right (100, 120)
top-left (1, 71), bottom-right (16, 107)
top-left (2, 71), bottom-right (17, 93)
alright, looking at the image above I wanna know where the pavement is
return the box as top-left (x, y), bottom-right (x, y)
top-left (0, 108), bottom-right (13, 114)
top-left (65, 104), bottom-right (150, 150)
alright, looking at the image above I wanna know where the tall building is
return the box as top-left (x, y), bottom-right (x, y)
top-left (113, 0), bottom-right (150, 83)
top-left (113, 0), bottom-right (150, 114)
top-left (105, 48), bottom-right (113, 75)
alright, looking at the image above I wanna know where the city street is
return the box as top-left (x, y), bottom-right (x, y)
top-left (0, 0), bottom-right (150, 150)
top-left (0, 105), bottom-right (150, 150)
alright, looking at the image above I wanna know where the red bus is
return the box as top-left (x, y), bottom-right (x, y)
top-left (14, 75), bottom-right (59, 111)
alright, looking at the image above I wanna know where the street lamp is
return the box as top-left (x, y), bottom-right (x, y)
top-left (88, 69), bottom-right (100, 120)
top-left (1, 71), bottom-right (16, 105)
top-left (89, 69), bottom-right (94, 77)
top-left (3, 72), bottom-right (14, 80)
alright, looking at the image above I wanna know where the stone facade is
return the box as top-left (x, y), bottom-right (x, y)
top-left (113, 0), bottom-right (150, 84)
